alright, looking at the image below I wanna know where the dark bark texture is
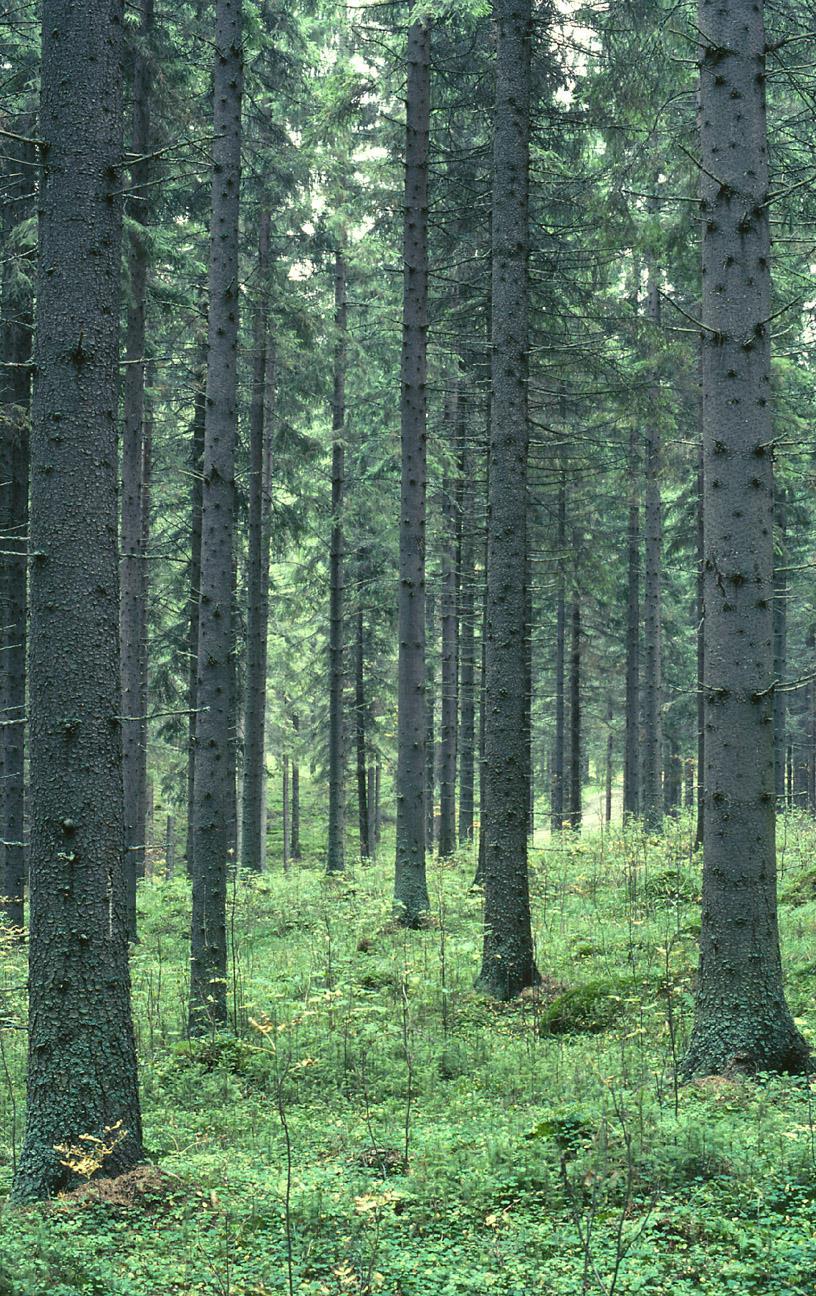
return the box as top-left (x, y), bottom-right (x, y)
top-left (394, 12), bottom-right (431, 924)
top-left (185, 351), bottom-right (206, 875)
top-left (551, 473), bottom-right (567, 832)
top-left (240, 211), bottom-right (273, 873)
top-left (190, 0), bottom-right (243, 1033)
top-left (476, 0), bottom-right (538, 1000)
top-left (641, 264), bottom-right (663, 831)
top-left (623, 424), bottom-right (640, 819)
top-left (13, 0), bottom-right (143, 1201)
top-left (457, 428), bottom-right (476, 844)
top-left (683, 0), bottom-right (808, 1077)
top-left (438, 387), bottom-right (459, 857)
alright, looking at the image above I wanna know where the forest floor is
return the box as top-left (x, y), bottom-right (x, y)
top-left (2, 807), bottom-right (816, 1295)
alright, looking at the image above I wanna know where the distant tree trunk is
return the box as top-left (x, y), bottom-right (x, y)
top-left (354, 574), bottom-right (370, 859)
top-left (290, 713), bottom-right (301, 860)
top-left (0, 136), bottom-right (32, 934)
top-left (477, 0), bottom-right (539, 1000)
top-left (604, 697), bottom-right (614, 826)
top-left (458, 431), bottom-right (476, 844)
top-left (623, 422), bottom-right (640, 820)
top-left (190, 0), bottom-right (243, 1034)
top-left (524, 556), bottom-right (534, 839)
top-left (185, 354), bottom-right (206, 875)
top-left (367, 764), bottom-right (377, 857)
top-left (137, 406), bottom-right (152, 883)
top-left (282, 754), bottom-right (290, 872)
top-left (683, 0), bottom-right (807, 1078)
top-left (424, 587), bottom-right (435, 849)
top-left (240, 211), bottom-right (273, 873)
top-left (327, 249), bottom-right (347, 874)
top-left (695, 429), bottom-right (705, 848)
top-left (439, 392), bottom-right (459, 857)
top-left (165, 815), bottom-right (175, 879)
top-left (12, 0), bottom-right (144, 1202)
top-left (568, 599), bottom-right (582, 830)
top-left (551, 472), bottom-right (566, 832)
top-left (641, 261), bottom-right (663, 831)
top-left (394, 11), bottom-right (431, 925)
top-left (773, 488), bottom-right (787, 806)
top-left (120, 0), bottom-right (154, 938)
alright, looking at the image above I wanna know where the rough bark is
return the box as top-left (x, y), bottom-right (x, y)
top-left (424, 586), bottom-right (435, 850)
top-left (476, 0), bottom-right (538, 1000)
top-left (240, 211), bottom-right (273, 873)
top-left (13, 0), bottom-right (143, 1201)
top-left (683, 0), bottom-right (808, 1077)
top-left (327, 249), bottom-right (347, 874)
top-left (394, 11), bottom-right (431, 925)
top-left (190, 0), bottom-right (243, 1033)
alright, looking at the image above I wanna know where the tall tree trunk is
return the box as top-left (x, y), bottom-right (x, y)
top-left (773, 487), bottom-right (787, 806)
top-left (623, 423), bottom-right (640, 820)
top-left (290, 712), bottom-right (301, 860)
top-left (683, 0), bottom-right (807, 1077)
top-left (439, 389), bottom-right (459, 857)
top-left (641, 261), bottom-right (663, 830)
top-left (327, 248), bottom-right (347, 873)
top-left (185, 354), bottom-right (206, 875)
top-left (424, 586), bottom-right (435, 849)
top-left (354, 573), bottom-right (370, 860)
top-left (190, 0), bottom-right (243, 1034)
top-left (569, 599), bottom-right (582, 831)
top-left (0, 135), bottom-right (32, 934)
top-left (394, 11), bottom-right (431, 925)
top-left (551, 472), bottom-right (567, 832)
top-left (695, 426), bottom-right (705, 848)
top-left (476, 0), bottom-right (538, 1000)
top-left (13, 0), bottom-right (143, 1201)
top-left (240, 211), bottom-right (273, 872)
top-left (136, 404), bottom-right (152, 881)
top-left (367, 763), bottom-right (377, 858)
top-left (458, 430), bottom-right (476, 844)
top-left (282, 754), bottom-right (289, 871)
top-left (120, 0), bottom-right (154, 938)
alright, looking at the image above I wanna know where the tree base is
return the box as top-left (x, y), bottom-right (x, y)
top-left (475, 958), bottom-right (541, 1003)
top-left (681, 1013), bottom-right (810, 1080)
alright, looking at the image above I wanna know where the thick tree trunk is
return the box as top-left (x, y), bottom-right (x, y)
top-left (683, 0), bottom-right (808, 1077)
top-left (568, 599), bottom-right (582, 830)
top-left (185, 355), bottom-right (206, 875)
top-left (0, 135), bottom-right (32, 934)
top-left (641, 262), bottom-right (663, 831)
top-left (13, 0), bottom-right (143, 1201)
top-left (120, 0), bottom-right (154, 938)
top-left (476, 0), bottom-right (538, 1000)
top-left (394, 12), bottom-right (431, 925)
top-left (623, 423), bottom-right (640, 820)
top-left (439, 392), bottom-right (459, 857)
top-left (327, 249), bottom-right (347, 873)
top-left (240, 211), bottom-right (273, 872)
top-left (190, 0), bottom-right (243, 1033)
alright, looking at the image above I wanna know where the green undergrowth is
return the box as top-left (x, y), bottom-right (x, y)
top-left (1, 807), bottom-right (816, 1293)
